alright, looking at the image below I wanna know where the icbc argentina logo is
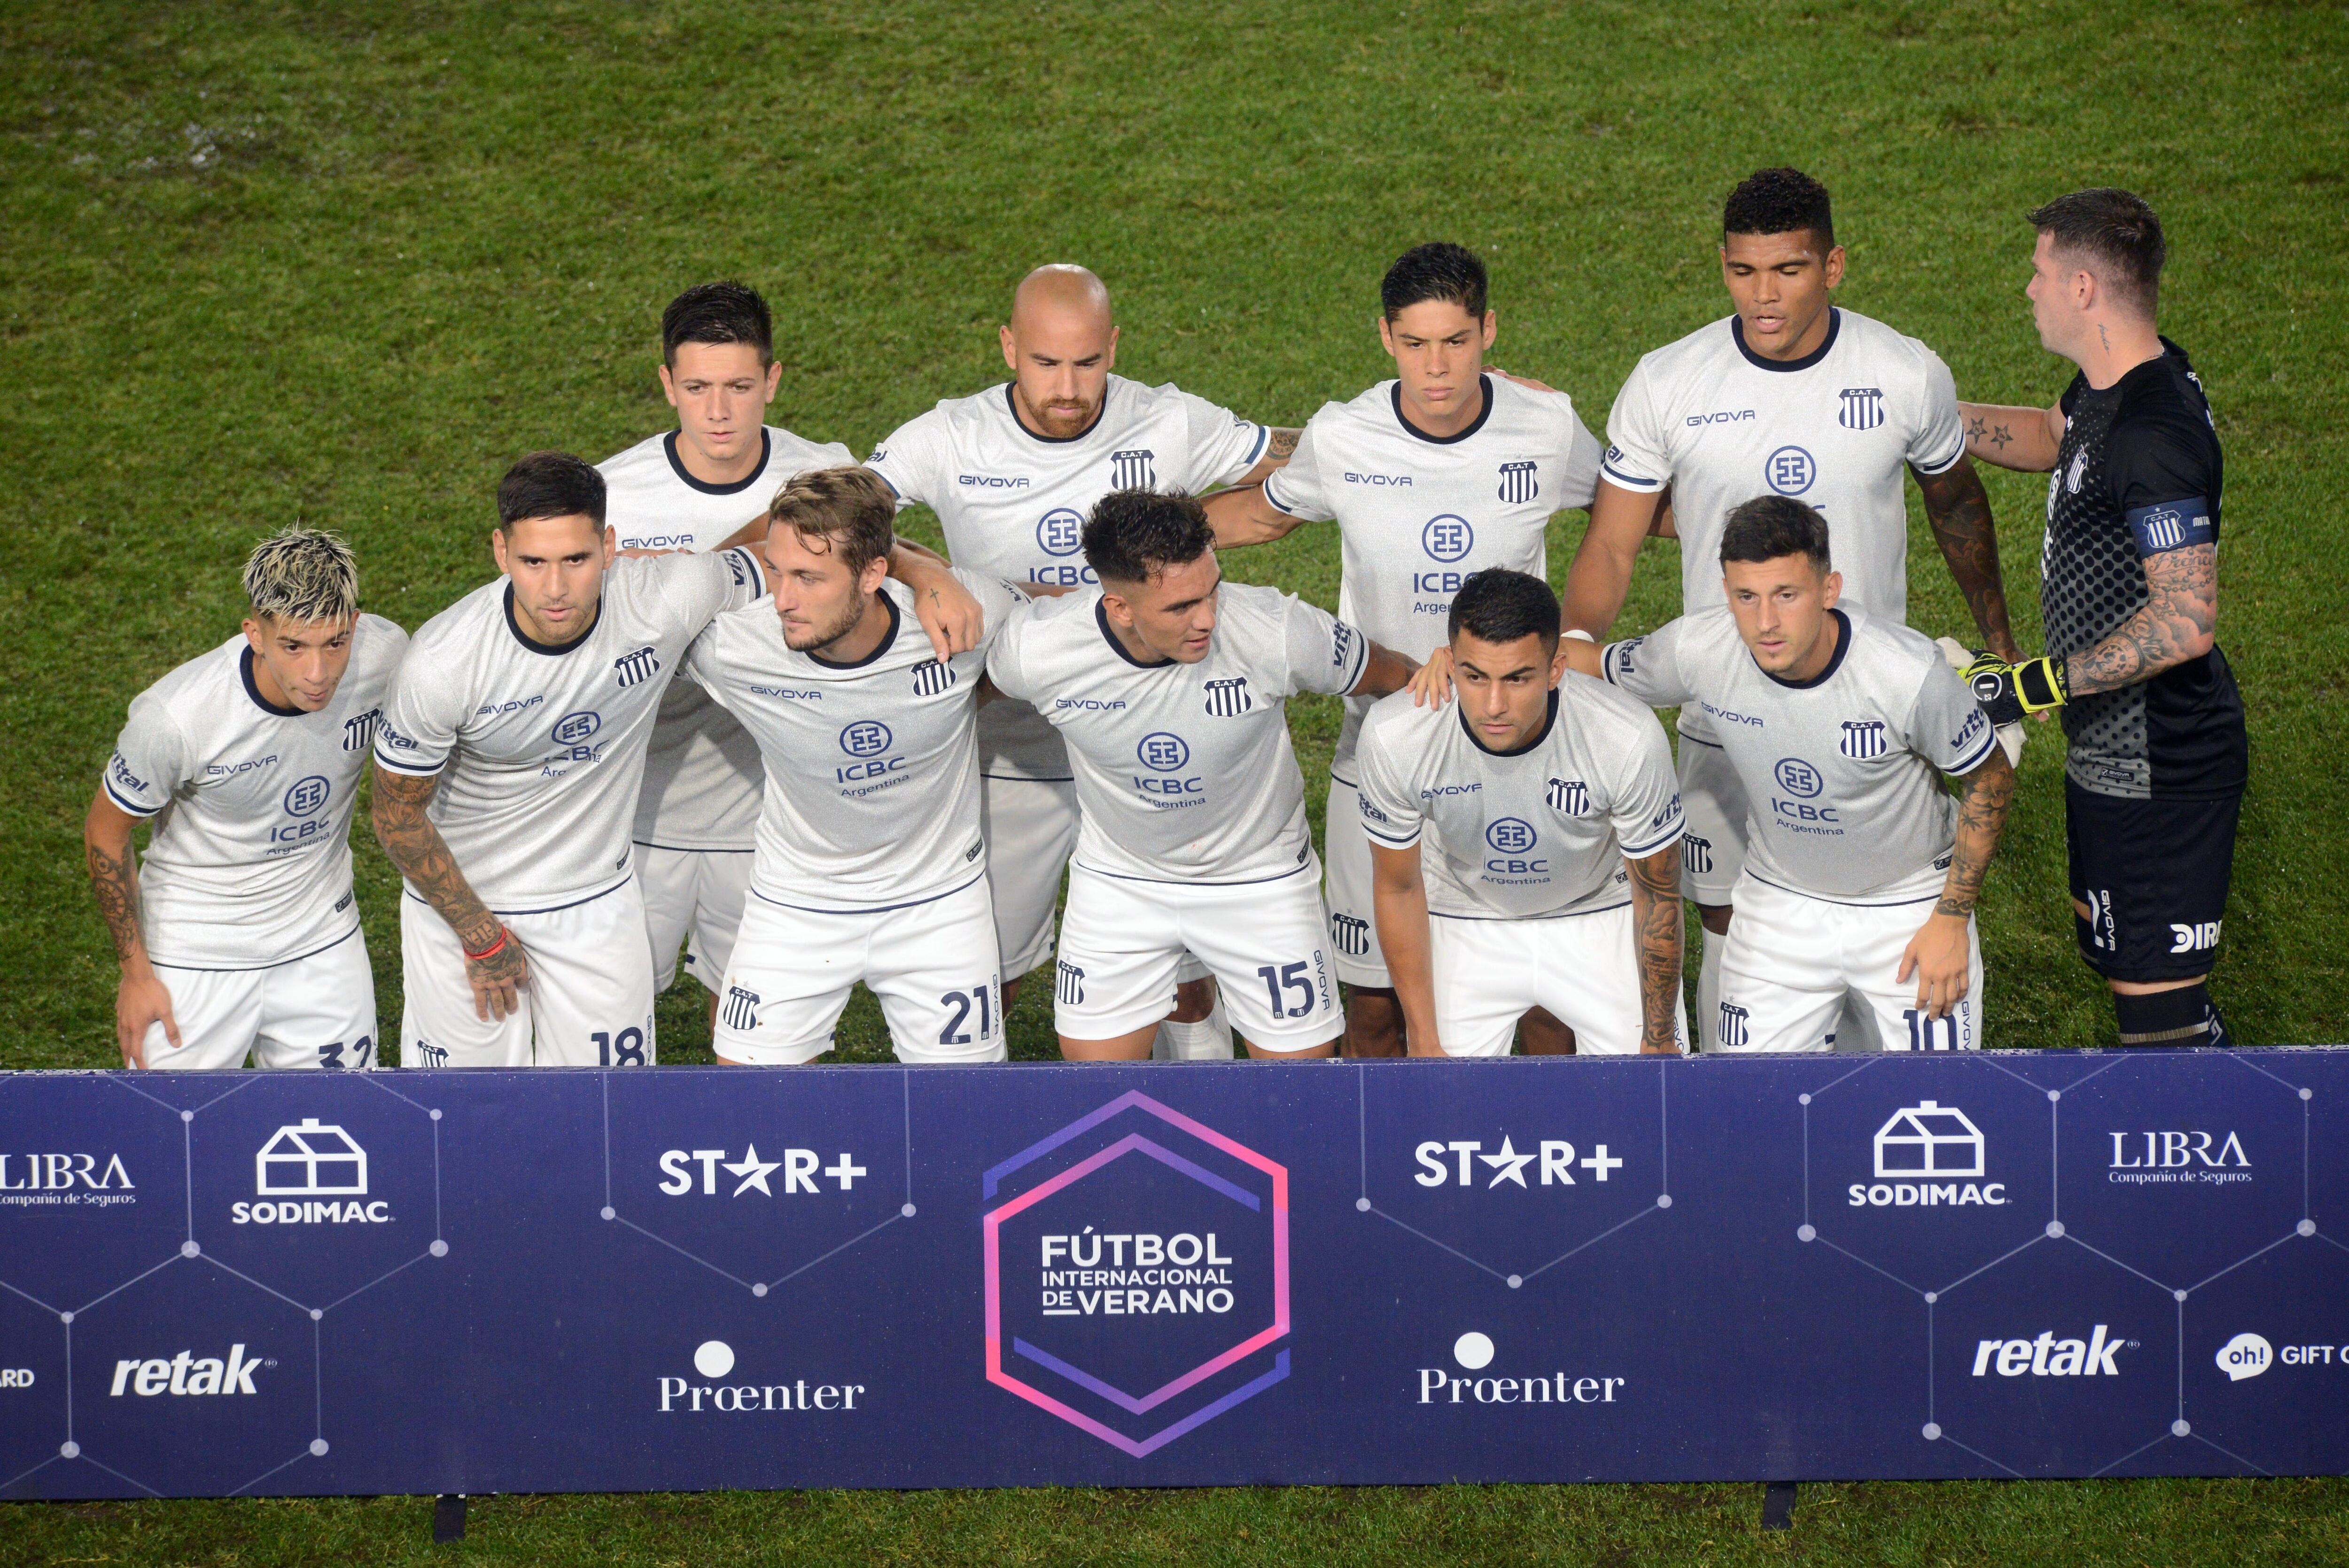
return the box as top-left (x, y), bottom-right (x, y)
top-left (982, 1091), bottom-right (1289, 1457)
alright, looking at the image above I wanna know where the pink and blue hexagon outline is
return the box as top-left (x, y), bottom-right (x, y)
top-left (982, 1090), bottom-right (1290, 1457)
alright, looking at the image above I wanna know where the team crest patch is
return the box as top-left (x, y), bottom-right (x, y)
top-left (1838, 388), bottom-right (1885, 430)
top-left (912, 659), bottom-right (957, 697)
top-left (1497, 460), bottom-right (1539, 505)
top-left (614, 646), bottom-right (661, 687)
top-left (1203, 677), bottom-right (1253, 717)
top-left (1547, 777), bottom-right (1589, 815)
top-left (1111, 449), bottom-right (1157, 489)
top-left (1839, 720), bottom-right (1888, 760)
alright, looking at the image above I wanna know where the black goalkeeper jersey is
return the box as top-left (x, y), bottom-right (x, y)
top-left (2044, 338), bottom-right (2246, 800)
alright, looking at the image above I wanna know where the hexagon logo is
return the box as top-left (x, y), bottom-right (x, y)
top-left (981, 1092), bottom-right (1289, 1457)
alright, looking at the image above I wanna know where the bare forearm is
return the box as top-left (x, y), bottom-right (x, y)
top-left (1626, 847), bottom-right (1683, 1052)
top-left (2065, 545), bottom-right (2217, 696)
top-left (1203, 486), bottom-right (1299, 548)
top-left (84, 808), bottom-right (150, 970)
top-left (1230, 427), bottom-right (1300, 489)
top-left (1351, 642), bottom-right (1422, 700)
top-left (1936, 753), bottom-right (2014, 918)
top-left (1916, 458), bottom-right (2019, 660)
top-left (1371, 875), bottom-right (1441, 1054)
top-left (1958, 401), bottom-right (2062, 473)
top-left (1562, 483), bottom-right (1657, 637)
top-left (371, 767), bottom-right (497, 949)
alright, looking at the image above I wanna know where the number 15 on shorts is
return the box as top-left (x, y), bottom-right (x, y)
top-left (1257, 961), bottom-right (1317, 1020)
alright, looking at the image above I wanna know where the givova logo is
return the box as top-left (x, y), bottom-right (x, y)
top-left (982, 1091), bottom-right (1289, 1458)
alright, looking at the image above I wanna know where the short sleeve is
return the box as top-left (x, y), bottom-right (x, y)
top-left (1175, 389), bottom-right (1269, 489)
top-left (1352, 721), bottom-right (1423, 851)
top-left (1906, 348), bottom-right (1967, 476)
top-left (680, 623), bottom-right (739, 714)
top-left (1602, 707), bottom-right (1685, 859)
top-left (1600, 358), bottom-right (1671, 492)
top-left (661, 547), bottom-right (767, 640)
top-left (864, 409), bottom-right (949, 511)
top-left (2108, 413), bottom-right (2221, 559)
top-left (374, 646), bottom-right (459, 778)
top-left (953, 567), bottom-right (1029, 657)
top-left (1906, 658), bottom-right (1999, 777)
top-left (1260, 411), bottom-right (1337, 521)
top-left (983, 607), bottom-right (1036, 703)
top-left (1555, 399), bottom-right (1604, 510)
top-left (1279, 593), bottom-right (1369, 698)
top-left (1601, 618), bottom-right (1696, 708)
top-left (103, 695), bottom-right (187, 817)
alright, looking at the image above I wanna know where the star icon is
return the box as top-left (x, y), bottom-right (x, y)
top-left (724, 1144), bottom-right (781, 1198)
top-left (1479, 1136), bottom-right (1534, 1189)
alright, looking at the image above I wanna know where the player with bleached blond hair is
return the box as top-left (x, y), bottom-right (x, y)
top-left (85, 528), bottom-right (408, 1069)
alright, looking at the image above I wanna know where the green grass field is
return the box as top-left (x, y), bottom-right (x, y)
top-left (4, 0), bottom-right (2347, 1560)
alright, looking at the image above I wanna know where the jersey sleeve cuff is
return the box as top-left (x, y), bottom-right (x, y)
top-left (1599, 458), bottom-right (1665, 491)
top-left (1619, 818), bottom-right (1685, 861)
top-left (101, 777), bottom-right (164, 818)
top-left (1261, 472), bottom-right (1311, 518)
top-left (1941, 729), bottom-right (1999, 777)
top-left (1363, 823), bottom-right (1422, 849)
top-left (1232, 422), bottom-right (1269, 476)
top-left (1910, 439), bottom-right (1967, 477)
top-left (724, 544), bottom-right (766, 598)
top-left (371, 743), bottom-right (447, 777)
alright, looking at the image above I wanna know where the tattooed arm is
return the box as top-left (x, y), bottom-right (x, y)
top-left (1231, 427), bottom-right (1302, 489)
top-left (370, 761), bottom-right (530, 1023)
top-left (1625, 841), bottom-right (1685, 1054)
top-left (1914, 457), bottom-right (2022, 662)
top-left (85, 791), bottom-right (179, 1067)
top-left (1956, 399), bottom-right (2066, 473)
top-left (1898, 748), bottom-right (2016, 1018)
top-left (2065, 543), bottom-right (2217, 696)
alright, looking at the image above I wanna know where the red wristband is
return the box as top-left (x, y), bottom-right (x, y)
top-left (463, 927), bottom-right (508, 962)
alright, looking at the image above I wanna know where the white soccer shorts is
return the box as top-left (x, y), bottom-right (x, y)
top-left (636, 843), bottom-right (754, 995)
top-left (399, 881), bottom-right (657, 1069)
top-left (713, 875), bottom-right (1006, 1065)
top-left (143, 928), bottom-right (379, 1071)
top-left (1054, 860), bottom-right (1344, 1054)
top-left (981, 776), bottom-right (1079, 981)
top-left (1429, 904), bottom-right (1687, 1057)
top-left (1676, 737), bottom-right (1748, 907)
top-left (1324, 776), bottom-right (1390, 988)
top-left (1713, 873), bottom-right (1984, 1054)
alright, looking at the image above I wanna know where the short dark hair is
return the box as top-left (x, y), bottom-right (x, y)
top-left (661, 280), bottom-right (773, 367)
top-left (1381, 242), bottom-right (1488, 322)
top-left (2027, 188), bottom-right (2164, 318)
top-left (1083, 489), bottom-right (1214, 586)
top-left (1720, 495), bottom-right (1831, 571)
top-left (1723, 167), bottom-right (1835, 251)
top-left (1449, 569), bottom-right (1560, 653)
top-left (497, 451), bottom-right (606, 531)
top-left (766, 466), bottom-right (897, 577)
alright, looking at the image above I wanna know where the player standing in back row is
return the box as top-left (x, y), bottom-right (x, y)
top-left (1206, 242), bottom-right (1603, 1057)
top-left (867, 264), bottom-right (1298, 1060)
top-left (599, 283), bottom-right (856, 1011)
top-left (1955, 189), bottom-right (2246, 1048)
top-left (86, 530), bottom-right (406, 1069)
top-left (1559, 168), bottom-right (2021, 1050)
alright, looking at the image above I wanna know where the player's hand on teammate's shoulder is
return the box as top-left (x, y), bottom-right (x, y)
top-left (115, 970), bottom-right (180, 1068)
top-left (1486, 367), bottom-right (1556, 394)
top-left (1409, 647), bottom-right (1455, 708)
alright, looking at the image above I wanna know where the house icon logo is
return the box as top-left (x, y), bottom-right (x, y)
top-left (1872, 1101), bottom-right (1984, 1180)
top-left (255, 1119), bottom-right (369, 1196)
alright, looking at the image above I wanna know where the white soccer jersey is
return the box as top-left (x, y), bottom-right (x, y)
top-left (1600, 307), bottom-right (1965, 627)
top-left (985, 582), bottom-right (1368, 883)
top-left (683, 570), bottom-right (1024, 913)
top-left (102, 615), bottom-right (408, 970)
top-left (1260, 374), bottom-right (1602, 768)
top-left (1602, 606), bottom-right (1996, 902)
top-left (866, 374), bottom-right (1269, 780)
top-left (374, 549), bottom-right (764, 912)
top-left (1353, 675), bottom-right (1682, 919)
top-left (600, 425), bottom-right (856, 853)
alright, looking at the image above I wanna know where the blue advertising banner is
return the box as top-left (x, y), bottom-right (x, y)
top-left (0, 1048), bottom-right (2341, 1498)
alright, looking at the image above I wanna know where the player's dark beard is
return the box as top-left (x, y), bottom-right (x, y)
top-left (1019, 386), bottom-right (1100, 440)
top-left (788, 593), bottom-right (872, 655)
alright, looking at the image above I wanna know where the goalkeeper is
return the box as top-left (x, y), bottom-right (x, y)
top-left (1958, 188), bottom-right (2246, 1048)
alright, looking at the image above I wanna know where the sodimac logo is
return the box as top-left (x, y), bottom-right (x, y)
top-left (982, 1091), bottom-right (1289, 1457)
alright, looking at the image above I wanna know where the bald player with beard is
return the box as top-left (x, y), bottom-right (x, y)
top-left (866, 266), bottom-right (1299, 1060)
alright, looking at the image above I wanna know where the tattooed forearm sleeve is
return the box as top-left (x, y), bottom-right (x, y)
top-left (2066, 543), bottom-right (2218, 697)
top-left (84, 805), bottom-right (148, 966)
top-left (1625, 843), bottom-right (1684, 1051)
top-left (1916, 458), bottom-right (2019, 660)
top-left (370, 762), bottom-right (499, 951)
top-left (1936, 751), bottom-right (2015, 919)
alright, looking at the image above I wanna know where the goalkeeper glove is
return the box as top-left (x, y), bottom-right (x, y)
top-left (1961, 651), bottom-right (2068, 726)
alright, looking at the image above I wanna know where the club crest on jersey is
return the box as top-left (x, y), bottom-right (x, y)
top-left (1547, 777), bottom-right (1589, 816)
top-left (1422, 515), bottom-right (1474, 562)
top-left (911, 659), bottom-right (957, 697)
top-left (2066, 448), bottom-right (2088, 494)
top-left (1110, 449), bottom-right (1157, 489)
top-left (1838, 388), bottom-right (1885, 430)
top-left (1497, 460), bottom-right (1539, 505)
top-left (1036, 509), bottom-right (1084, 557)
top-left (613, 646), bottom-right (661, 687)
top-left (342, 710), bottom-right (379, 753)
top-left (1764, 446), bottom-right (1817, 497)
top-left (1203, 677), bottom-right (1253, 717)
top-left (1839, 720), bottom-right (1888, 760)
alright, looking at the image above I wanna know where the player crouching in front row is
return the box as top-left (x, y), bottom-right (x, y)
top-left (1363, 568), bottom-right (1687, 1056)
top-left (1584, 496), bottom-right (2015, 1052)
top-left (86, 529), bottom-right (408, 1070)
top-left (985, 489), bottom-right (1421, 1060)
